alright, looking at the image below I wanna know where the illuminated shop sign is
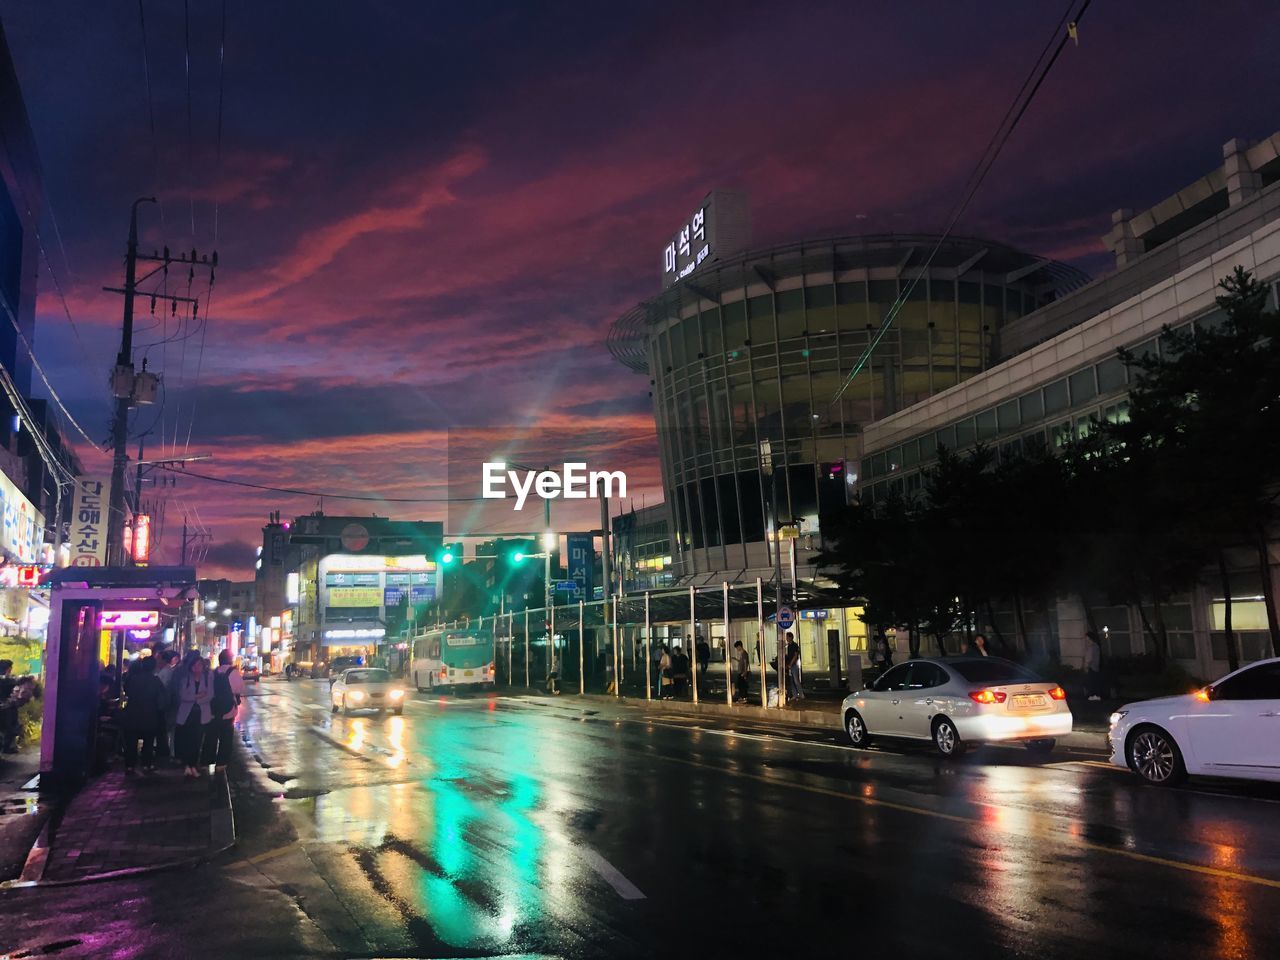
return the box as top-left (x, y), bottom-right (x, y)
top-left (660, 189), bottom-right (751, 290)
top-left (323, 627), bottom-right (385, 640)
top-left (0, 469), bottom-right (46, 564)
top-left (102, 610), bottom-right (161, 629)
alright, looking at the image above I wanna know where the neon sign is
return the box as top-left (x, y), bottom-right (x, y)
top-left (101, 610), bottom-right (161, 629)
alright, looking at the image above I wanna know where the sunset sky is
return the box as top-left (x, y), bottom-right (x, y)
top-left (1, 0), bottom-right (1276, 576)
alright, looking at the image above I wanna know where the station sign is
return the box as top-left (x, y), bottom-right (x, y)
top-left (799, 609), bottom-right (829, 620)
top-left (660, 190), bottom-right (752, 289)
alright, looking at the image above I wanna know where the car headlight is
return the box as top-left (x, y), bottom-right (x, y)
top-left (388, 688), bottom-right (404, 699)
top-left (348, 690), bottom-right (365, 702)
top-left (1108, 709), bottom-right (1128, 726)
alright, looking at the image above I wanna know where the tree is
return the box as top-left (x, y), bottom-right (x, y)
top-left (1108, 266), bottom-right (1280, 662)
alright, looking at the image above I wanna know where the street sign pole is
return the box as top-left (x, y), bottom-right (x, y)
top-left (757, 577), bottom-right (767, 708)
top-left (644, 591), bottom-right (652, 701)
top-left (524, 608), bottom-right (530, 689)
top-left (579, 599), bottom-right (585, 696)
top-left (689, 585), bottom-right (698, 705)
top-left (723, 581), bottom-right (732, 706)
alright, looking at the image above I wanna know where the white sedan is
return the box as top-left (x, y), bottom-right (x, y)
top-left (1109, 657), bottom-right (1280, 785)
top-left (330, 667), bottom-right (407, 716)
top-left (841, 656), bottom-right (1072, 756)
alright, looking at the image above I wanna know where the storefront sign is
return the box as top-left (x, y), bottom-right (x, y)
top-left (69, 475), bottom-right (110, 566)
top-left (0, 468), bottom-right (45, 563)
top-left (566, 532), bottom-right (593, 601)
top-left (326, 586), bottom-right (383, 607)
top-left (799, 609), bottom-right (829, 620)
top-left (326, 572), bottom-right (381, 587)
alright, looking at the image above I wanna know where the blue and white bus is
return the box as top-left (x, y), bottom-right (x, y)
top-left (410, 625), bottom-right (495, 693)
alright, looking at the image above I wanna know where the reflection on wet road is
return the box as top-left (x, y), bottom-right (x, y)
top-left (240, 680), bottom-right (1280, 958)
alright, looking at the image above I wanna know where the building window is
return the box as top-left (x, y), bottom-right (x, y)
top-left (1096, 355), bottom-right (1126, 393)
top-left (1068, 367), bottom-right (1097, 405)
top-left (1019, 390), bottom-right (1045, 423)
top-left (996, 399), bottom-right (1020, 432)
top-left (975, 408), bottom-right (997, 440)
top-left (1043, 379), bottom-right (1069, 414)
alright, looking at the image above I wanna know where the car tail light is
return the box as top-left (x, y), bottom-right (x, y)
top-left (968, 689), bottom-right (1007, 704)
top-left (440, 668), bottom-right (447, 679)
top-left (1048, 686), bottom-right (1067, 700)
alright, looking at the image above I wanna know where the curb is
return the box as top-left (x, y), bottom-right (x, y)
top-left (534, 692), bottom-right (1111, 758)
top-left (1, 770), bottom-right (238, 890)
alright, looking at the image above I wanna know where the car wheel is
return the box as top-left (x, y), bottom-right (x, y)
top-left (342, 697), bottom-right (352, 717)
top-left (932, 717), bottom-right (965, 757)
top-left (331, 701), bottom-right (338, 714)
top-left (1127, 725), bottom-right (1186, 786)
top-left (393, 708), bottom-right (403, 716)
top-left (1025, 738), bottom-right (1056, 755)
top-left (844, 709), bottom-right (871, 748)
top-left (414, 672), bottom-right (422, 693)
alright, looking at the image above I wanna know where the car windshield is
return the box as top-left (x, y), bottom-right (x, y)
top-left (345, 669), bottom-right (390, 684)
top-left (948, 659), bottom-right (1041, 684)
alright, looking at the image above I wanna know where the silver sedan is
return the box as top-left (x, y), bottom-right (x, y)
top-left (841, 656), bottom-right (1073, 756)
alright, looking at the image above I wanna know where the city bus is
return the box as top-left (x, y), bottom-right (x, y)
top-left (410, 625), bottom-right (496, 693)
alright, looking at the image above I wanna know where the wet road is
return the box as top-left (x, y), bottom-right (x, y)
top-left (227, 678), bottom-right (1280, 959)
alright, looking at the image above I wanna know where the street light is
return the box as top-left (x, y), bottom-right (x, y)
top-left (204, 600), bottom-right (217, 610)
top-left (223, 607), bottom-right (232, 616)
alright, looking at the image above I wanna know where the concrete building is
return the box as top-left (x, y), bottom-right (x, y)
top-left (608, 134), bottom-right (1280, 680)
top-left (857, 132), bottom-right (1280, 676)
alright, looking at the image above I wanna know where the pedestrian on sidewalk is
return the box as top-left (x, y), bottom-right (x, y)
top-left (121, 656), bottom-right (167, 775)
top-left (204, 650), bottom-right (245, 773)
top-left (154, 650), bottom-right (179, 762)
top-left (174, 651), bottom-right (213, 778)
top-left (963, 633), bottom-right (990, 658)
top-left (0, 660), bottom-right (17, 754)
top-left (1085, 631), bottom-right (1104, 701)
top-left (671, 645), bottom-right (690, 698)
top-left (658, 644), bottom-right (673, 699)
top-left (784, 633), bottom-right (802, 701)
top-left (696, 637), bottom-right (710, 680)
top-left (730, 640), bottom-right (750, 702)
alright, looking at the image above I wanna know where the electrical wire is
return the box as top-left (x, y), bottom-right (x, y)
top-left (156, 465), bottom-right (488, 503)
top-left (183, 0), bottom-right (196, 239)
top-left (136, 0), bottom-right (167, 242)
top-left (213, 0), bottom-right (227, 247)
top-left (830, 0), bottom-right (1094, 406)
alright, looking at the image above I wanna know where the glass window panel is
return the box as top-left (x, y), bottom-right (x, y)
top-left (776, 289), bottom-right (806, 339)
top-left (722, 300), bottom-right (747, 347)
top-left (1068, 367), bottom-right (1096, 404)
top-left (901, 439), bottom-right (920, 468)
top-left (1096, 355), bottom-right (1126, 392)
top-left (975, 408), bottom-right (997, 440)
top-left (1019, 390), bottom-right (1044, 422)
top-left (954, 417), bottom-right (976, 447)
top-left (996, 400), bottom-right (1019, 432)
top-left (1043, 379), bottom-right (1069, 414)
top-left (934, 425), bottom-right (955, 453)
top-left (702, 307), bottom-right (722, 358)
top-left (748, 295), bottom-right (774, 344)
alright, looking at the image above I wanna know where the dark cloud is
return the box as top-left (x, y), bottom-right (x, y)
top-left (3, 0), bottom-right (1277, 576)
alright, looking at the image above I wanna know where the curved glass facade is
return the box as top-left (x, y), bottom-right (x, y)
top-left (609, 234), bottom-right (1088, 578)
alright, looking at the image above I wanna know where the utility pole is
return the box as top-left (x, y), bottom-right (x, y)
top-left (103, 197), bottom-right (214, 565)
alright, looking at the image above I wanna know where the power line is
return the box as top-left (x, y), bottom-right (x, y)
top-left (183, 0), bottom-right (196, 239)
top-left (213, 0), bottom-right (227, 247)
top-left (157, 464), bottom-right (487, 503)
top-left (135, 0), bottom-right (167, 242)
top-left (831, 0), bottom-right (1094, 406)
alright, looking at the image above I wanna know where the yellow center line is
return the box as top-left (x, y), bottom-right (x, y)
top-left (655, 753), bottom-right (1280, 890)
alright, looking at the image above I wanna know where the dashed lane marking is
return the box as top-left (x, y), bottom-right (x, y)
top-left (574, 843), bottom-right (646, 900)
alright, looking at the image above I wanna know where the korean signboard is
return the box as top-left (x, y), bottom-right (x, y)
top-left (660, 190), bottom-right (751, 290)
top-left (566, 533), bottom-right (594, 602)
top-left (69, 475), bottom-right (110, 567)
top-left (326, 586), bottom-right (384, 607)
top-left (0, 467), bottom-right (43, 564)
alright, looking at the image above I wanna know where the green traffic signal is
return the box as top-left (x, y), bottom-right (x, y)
top-left (438, 545), bottom-right (457, 565)
top-left (512, 551), bottom-right (525, 562)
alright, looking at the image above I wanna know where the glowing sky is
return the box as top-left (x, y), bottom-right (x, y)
top-left (1, 0), bottom-right (1275, 575)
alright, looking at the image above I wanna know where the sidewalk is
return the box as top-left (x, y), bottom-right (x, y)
top-left (16, 764), bottom-right (234, 885)
top-left (0, 747), bottom-right (46, 881)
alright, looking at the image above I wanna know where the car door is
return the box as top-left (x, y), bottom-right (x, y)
top-left (859, 664), bottom-right (911, 735)
top-left (1188, 662), bottom-right (1280, 775)
top-left (902, 662), bottom-right (947, 739)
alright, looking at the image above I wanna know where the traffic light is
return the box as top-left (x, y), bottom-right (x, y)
top-left (437, 543), bottom-right (459, 566)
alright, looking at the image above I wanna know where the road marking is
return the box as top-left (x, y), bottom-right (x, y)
top-left (575, 844), bottom-right (646, 900)
top-left (654, 753), bottom-right (1280, 890)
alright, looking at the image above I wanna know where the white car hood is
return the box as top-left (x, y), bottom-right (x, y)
top-left (1122, 693), bottom-right (1198, 713)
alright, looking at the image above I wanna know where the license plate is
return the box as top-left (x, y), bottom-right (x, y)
top-left (1012, 694), bottom-right (1046, 708)
top-left (371, 692), bottom-right (384, 698)
top-left (464, 670), bottom-right (474, 677)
